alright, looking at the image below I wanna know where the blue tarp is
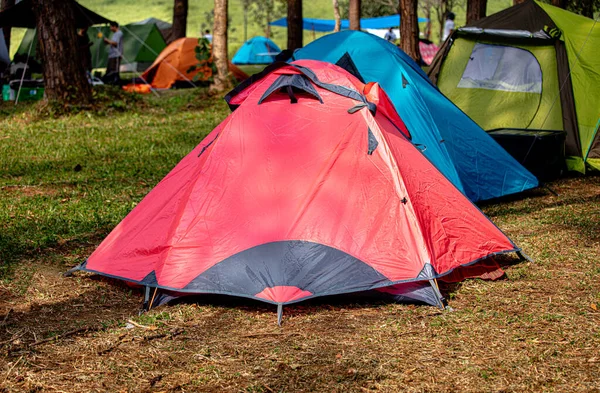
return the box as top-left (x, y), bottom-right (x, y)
top-left (232, 36), bottom-right (281, 65)
top-left (292, 31), bottom-right (538, 202)
top-left (270, 15), bottom-right (428, 32)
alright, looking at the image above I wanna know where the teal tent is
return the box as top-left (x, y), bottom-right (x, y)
top-left (292, 31), bottom-right (538, 202)
top-left (232, 37), bottom-right (281, 65)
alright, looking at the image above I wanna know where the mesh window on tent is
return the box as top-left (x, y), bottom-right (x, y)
top-left (458, 43), bottom-right (542, 93)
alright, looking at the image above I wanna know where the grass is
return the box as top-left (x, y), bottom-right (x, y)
top-left (0, 92), bottom-right (599, 392)
top-left (7, 0), bottom-right (515, 58)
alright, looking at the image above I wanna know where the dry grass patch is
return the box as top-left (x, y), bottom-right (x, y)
top-left (0, 176), bottom-right (599, 392)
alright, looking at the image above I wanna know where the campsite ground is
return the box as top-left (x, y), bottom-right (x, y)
top-left (0, 91), bottom-right (599, 392)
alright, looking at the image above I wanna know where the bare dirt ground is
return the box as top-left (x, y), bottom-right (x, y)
top-left (1, 176), bottom-right (599, 393)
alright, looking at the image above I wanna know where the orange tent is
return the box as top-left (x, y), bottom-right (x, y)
top-left (139, 37), bottom-right (248, 89)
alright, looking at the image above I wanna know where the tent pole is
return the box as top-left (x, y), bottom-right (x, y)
top-left (516, 251), bottom-right (533, 263)
top-left (15, 32), bottom-right (35, 106)
top-left (142, 286), bottom-right (151, 312)
top-left (277, 304), bottom-right (283, 326)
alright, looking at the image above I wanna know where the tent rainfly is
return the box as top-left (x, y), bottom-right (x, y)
top-left (0, 0), bottom-right (111, 28)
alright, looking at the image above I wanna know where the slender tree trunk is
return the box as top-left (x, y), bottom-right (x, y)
top-left (466, 0), bottom-right (487, 24)
top-left (435, 0), bottom-right (448, 44)
top-left (171, 0), bottom-right (188, 41)
top-left (349, 0), bottom-right (361, 30)
top-left (212, 0), bottom-right (229, 92)
top-left (30, 0), bottom-right (91, 104)
top-left (1, 0), bottom-right (14, 55)
top-left (332, 0), bottom-right (341, 32)
top-left (423, 7), bottom-right (431, 40)
top-left (399, 0), bottom-right (422, 63)
top-left (287, 0), bottom-right (302, 50)
top-left (243, 7), bottom-right (248, 41)
top-left (551, 0), bottom-right (566, 7)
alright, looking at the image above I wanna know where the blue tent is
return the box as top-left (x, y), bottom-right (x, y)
top-left (292, 31), bottom-right (538, 201)
top-left (232, 36), bottom-right (281, 65)
top-left (270, 15), bottom-right (428, 32)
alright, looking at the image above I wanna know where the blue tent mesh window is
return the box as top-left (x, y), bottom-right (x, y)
top-left (458, 43), bottom-right (542, 93)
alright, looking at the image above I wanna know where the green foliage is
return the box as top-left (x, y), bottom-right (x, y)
top-left (247, 0), bottom-right (286, 37)
top-left (339, 0), bottom-right (397, 18)
top-left (186, 38), bottom-right (218, 83)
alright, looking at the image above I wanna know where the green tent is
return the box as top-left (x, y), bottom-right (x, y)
top-left (17, 22), bottom-right (167, 73)
top-left (428, 1), bottom-right (600, 173)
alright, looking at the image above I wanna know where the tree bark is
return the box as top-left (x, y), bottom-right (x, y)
top-left (399, 0), bottom-right (422, 63)
top-left (513, 0), bottom-right (526, 5)
top-left (212, 0), bottom-right (229, 92)
top-left (466, 0), bottom-right (487, 24)
top-left (349, 0), bottom-right (361, 30)
top-left (1, 0), bottom-right (14, 55)
top-left (30, 0), bottom-right (91, 104)
top-left (423, 6), bottom-right (431, 40)
top-left (171, 0), bottom-right (188, 41)
top-left (332, 0), bottom-right (341, 32)
top-left (551, 0), bottom-right (567, 7)
top-left (287, 0), bottom-right (302, 50)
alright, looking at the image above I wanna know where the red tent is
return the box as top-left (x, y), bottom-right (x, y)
top-left (72, 60), bottom-right (523, 321)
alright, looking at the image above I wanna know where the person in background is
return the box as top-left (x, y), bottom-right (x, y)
top-left (103, 21), bottom-right (123, 84)
top-left (443, 12), bottom-right (455, 41)
top-left (77, 27), bottom-right (93, 76)
top-left (203, 29), bottom-right (213, 43)
top-left (384, 27), bottom-right (397, 43)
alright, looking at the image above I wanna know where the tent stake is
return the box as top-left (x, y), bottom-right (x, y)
top-left (148, 287), bottom-right (158, 311)
top-left (429, 279), bottom-right (446, 310)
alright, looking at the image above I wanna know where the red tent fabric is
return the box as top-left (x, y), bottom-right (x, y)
top-left (75, 60), bottom-right (520, 311)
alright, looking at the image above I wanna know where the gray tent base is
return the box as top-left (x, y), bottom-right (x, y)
top-left (141, 280), bottom-right (447, 326)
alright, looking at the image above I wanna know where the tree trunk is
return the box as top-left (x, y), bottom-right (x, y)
top-left (551, 0), bottom-right (566, 7)
top-left (349, 0), bottom-right (361, 30)
top-left (30, 0), bottom-right (91, 104)
top-left (171, 0), bottom-right (188, 41)
top-left (513, 0), bottom-right (526, 5)
top-left (332, 0), bottom-right (341, 32)
top-left (287, 0), bottom-right (302, 50)
top-left (435, 0), bottom-right (448, 44)
top-left (423, 6), bottom-right (431, 40)
top-left (399, 0), bottom-right (422, 63)
top-left (466, 0), bottom-right (487, 24)
top-left (212, 0), bottom-right (229, 92)
top-left (1, 0), bottom-right (14, 55)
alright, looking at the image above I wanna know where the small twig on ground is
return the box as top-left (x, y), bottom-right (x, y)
top-left (3, 355), bottom-right (23, 382)
top-left (0, 309), bottom-right (13, 327)
top-left (144, 328), bottom-right (184, 342)
top-left (127, 319), bottom-right (157, 330)
top-left (29, 326), bottom-right (101, 347)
